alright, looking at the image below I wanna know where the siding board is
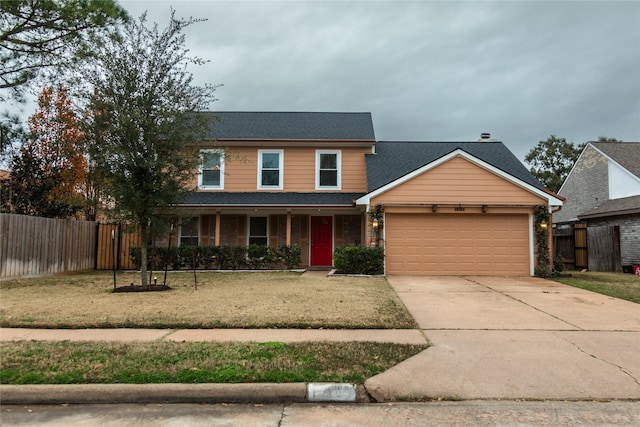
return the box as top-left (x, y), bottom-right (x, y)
top-left (373, 156), bottom-right (544, 205)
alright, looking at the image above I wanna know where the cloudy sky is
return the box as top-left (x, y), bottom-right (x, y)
top-left (23, 1), bottom-right (640, 164)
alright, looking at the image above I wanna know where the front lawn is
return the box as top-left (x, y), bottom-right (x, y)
top-left (0, 341), bottom-right (427, 385)
top-left (554, 271), bottom-right (640, 304)
top-left (0, 271), bottom-right (416, 329)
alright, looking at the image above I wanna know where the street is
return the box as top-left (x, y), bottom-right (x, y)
top-left (1, 401), bottom-right (639, 426)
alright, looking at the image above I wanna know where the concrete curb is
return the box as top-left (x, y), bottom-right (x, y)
top-left (0, 383), bottom-right (371, 405)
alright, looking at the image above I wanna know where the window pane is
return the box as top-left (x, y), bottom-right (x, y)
top-left (250, 217), bottom-right (267, 236)
top-left (202, 170), bottom-right (220, 186)
top-left (203, 153), bottom-right (220, 169)
top-left (180, 217), bottom-right (198, 246)
top-left (261, 170), bottom-right (279, 186)
top-left (320, 153), bottom-right (337, 169)
top-left (249, 237), bottom-right (268, 246)
top-left (262, 152), bottom-right (279, 169)
top-left (249, 217), bottom-right (268, 246)
top-left (320, 170), bottom-right (337, 187)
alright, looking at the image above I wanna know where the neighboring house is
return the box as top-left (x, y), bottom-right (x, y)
top-left (175, 112), bottom-right (563, 276)
top-left (554, 142), bottom-right (640, 270)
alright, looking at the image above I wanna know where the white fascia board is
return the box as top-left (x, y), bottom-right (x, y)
top-left (356, 149), bottom-right (564, 208)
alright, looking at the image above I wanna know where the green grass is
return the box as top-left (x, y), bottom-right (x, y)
top-left (554, 271), bottom-right (640, 304)
top-left (0, 341), bottom-right (428, 385)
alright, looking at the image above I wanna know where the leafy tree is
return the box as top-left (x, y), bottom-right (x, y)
top-left (1, 0), bottom-right (127, 159)
top-left (4, 86), bottom-right (87, 217)
top-left (524, 135), bottom-right (584, 193)
top-left (596, 136), bottom-right (622, 143)
top-left (0, 0), bottom-right (127, 101)
top-left (80, 11), bottom-right (218, 287)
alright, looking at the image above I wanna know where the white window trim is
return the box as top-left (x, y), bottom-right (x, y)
top-left (198, 149), bottom-right (224, 190)
top-left (257, 149), bottom-right (284, 190)
top-left (247, 216), bottom-right (269, 246)
top-left (315, 150), bottom-right (342, 190)
top-left (179, 216), bottom-right (200, 246)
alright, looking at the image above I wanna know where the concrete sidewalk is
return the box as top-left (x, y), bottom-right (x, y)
top-left (0, 327), bottom-right (426, 345)
top-left (365, 276), bottom-right (640, 401)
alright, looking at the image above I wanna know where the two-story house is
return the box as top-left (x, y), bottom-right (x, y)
top-left (554, 142), bottom-right (640, 271)
top-left (175, 112), bottom-right (563, 276)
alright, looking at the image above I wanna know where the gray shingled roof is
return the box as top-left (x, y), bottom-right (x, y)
top-left (181, 192), bottom-right (364, 207)
top-left (579, 194), bottom-right (640, 219)
top-left (366, 141), bottom-right (545, 192)
top-left (201, 112), bottom-right (376, 141)
top-left (591, 142), bottom-right (640, 178)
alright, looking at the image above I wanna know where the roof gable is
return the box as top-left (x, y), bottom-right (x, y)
top-left (201, 112), bottom-right (376, 141)
top-left (366, 141), bottom-right (545, 192)
top-left (591, 142), bottom-right (640, 178)
top-left (369, 155), bottom-right (546, 206)
top-left (357, 147), bottom-right (563, 207)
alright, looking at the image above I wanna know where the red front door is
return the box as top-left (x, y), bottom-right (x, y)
top-left (310, 216), bottom-right (333, 266)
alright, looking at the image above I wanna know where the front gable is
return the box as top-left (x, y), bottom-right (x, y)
top-left (556, 142), bottom-right (640, 223)
top-left (357, 149), bottom-right (561, 208)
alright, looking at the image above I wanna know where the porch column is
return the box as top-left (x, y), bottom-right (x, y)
top-left (286, 210), bottom-right (292, 246)
top-left (215, 211), bottom-right (221, 246)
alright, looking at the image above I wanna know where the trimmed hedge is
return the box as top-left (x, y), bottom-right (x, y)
top-left (130, 245), bottom-right (302, 271)
top-left (333, 245), bottom-right (384, 275)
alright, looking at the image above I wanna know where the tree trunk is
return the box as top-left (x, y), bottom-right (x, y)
top-left (140, 226), bottom-right (148, 287)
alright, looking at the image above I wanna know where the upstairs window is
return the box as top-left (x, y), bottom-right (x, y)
top-left (316, 150), bottom-right (341, 190)
top-left (199, 150), bottom-right (224, 189)
top-left (180, 217), bottom-right (199, 246)
top-left (258, 150), bottom-right (283, 189)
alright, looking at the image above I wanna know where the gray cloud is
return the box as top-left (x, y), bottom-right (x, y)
top-left (78, 1), bottom-right (640, 161)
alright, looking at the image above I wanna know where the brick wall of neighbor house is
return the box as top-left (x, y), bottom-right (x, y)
top-left (587, 215), bottom-right (640, 266)
top-left (556, 146), bottom-right (609, 223)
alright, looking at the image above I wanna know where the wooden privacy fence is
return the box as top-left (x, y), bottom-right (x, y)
top-left (553, 223), bottom-right (587, 270)
top-left (0, 213), bottom-right (97, 279)
top-left (553, 223), bottom-right (622, 272)
top-left (587, 225), bottom-right (621, 272)
top-left (95, 223), bottom-right (141, 270)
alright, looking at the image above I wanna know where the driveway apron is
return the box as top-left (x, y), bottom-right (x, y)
top-left (365, 276), bottom-right (640, 401)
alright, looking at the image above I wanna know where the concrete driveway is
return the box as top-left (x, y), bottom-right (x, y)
top-left (365, 276), bottom-right (640, 401)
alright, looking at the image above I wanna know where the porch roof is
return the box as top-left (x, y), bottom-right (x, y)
top-left (180, 192), bottom-right (365, 208)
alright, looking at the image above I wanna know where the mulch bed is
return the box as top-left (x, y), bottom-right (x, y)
top-left (113, 285), bottom-right (172, 293)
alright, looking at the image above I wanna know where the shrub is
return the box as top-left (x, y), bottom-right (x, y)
top-left (129, 244), bottom-right (302, 271)
top-left (333, 245), bottom-right (384, 275)
top-left (278, 245), bottom-right (302, 269)
top-left (216, 246), bottom-right (247, 270)
top-left (553, 254), bottom-right (565, 274)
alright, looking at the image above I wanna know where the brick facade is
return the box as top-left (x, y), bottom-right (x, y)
top-left (555, 145), bottom-right (609, 223)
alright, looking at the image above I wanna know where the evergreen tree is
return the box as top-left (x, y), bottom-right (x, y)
top-left (80, 11), bottom-right (218, 286)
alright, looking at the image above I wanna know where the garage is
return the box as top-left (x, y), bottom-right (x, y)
top-left (385, 213), bottom-right (530, 275)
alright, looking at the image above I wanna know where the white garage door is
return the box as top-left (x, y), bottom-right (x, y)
top-left (385, 213), bottom-right (530, 275)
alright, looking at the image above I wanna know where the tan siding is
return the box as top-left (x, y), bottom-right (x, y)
top-left (373, 156), bottom-right (544, 206)
top-left (339, 148), bottom-right (368, 192)
top-left (198, 146), bottom-right (369, 193)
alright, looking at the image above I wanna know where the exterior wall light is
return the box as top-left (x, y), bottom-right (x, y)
top-left (372, 219), bottom-right (379, 230)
